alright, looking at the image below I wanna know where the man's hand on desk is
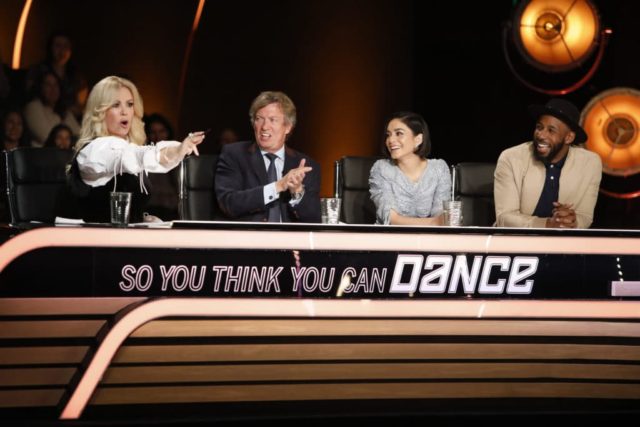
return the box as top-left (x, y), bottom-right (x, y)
top-left (546, 202), bottom-right (577, 228)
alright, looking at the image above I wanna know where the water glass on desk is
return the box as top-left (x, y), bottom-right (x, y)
top-left (110, 192), bottom-right (132, 226)
top-left (443, 200), bottom-right (463, 226)
top-left (321, 197), bottom-right (341, 224)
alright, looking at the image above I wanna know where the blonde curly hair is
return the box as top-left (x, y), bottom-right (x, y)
top-left (75, 75), bottom-right (146, 152)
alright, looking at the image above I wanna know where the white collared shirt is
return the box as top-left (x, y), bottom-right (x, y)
top-left (261, 146), bottom-right (303, 207)
top-left (261, 146), bottom-right (285, 206)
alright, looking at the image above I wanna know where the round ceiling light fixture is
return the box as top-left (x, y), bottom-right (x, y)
top-left (581, 87), bottom-right (640, 199)
top-left (515, 0), bottom-right (599, 72)
top-left (503, 0), bottom-right (611, 95)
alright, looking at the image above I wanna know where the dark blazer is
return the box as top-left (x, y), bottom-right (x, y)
top-left (215, 140), bottom-right (321, 222)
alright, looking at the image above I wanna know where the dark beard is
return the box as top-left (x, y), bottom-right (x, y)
top-left (532, 140), bottom-right (564, 164)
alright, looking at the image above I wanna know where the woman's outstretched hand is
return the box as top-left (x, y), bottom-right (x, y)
top-left (180, 131), bottom-right (206, 157)
top-left (160, 131), bottom-right (206, 166)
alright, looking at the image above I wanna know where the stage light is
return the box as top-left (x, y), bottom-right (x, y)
top-left (581, 87), bottom-right (640, 177)
top-left (503, 0), bottom-right (611, 95)
top-left (515, 0), bottom-right (599, 72)
top-left (581, 87), bottom-right (640, 201)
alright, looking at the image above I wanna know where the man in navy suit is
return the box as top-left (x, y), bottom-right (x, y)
top-left (215, 91), bottom-right (321, 222)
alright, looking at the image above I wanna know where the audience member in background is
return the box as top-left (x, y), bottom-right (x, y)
top-left (1, 108), bottom-right (29, 222)
top-left (1, 108), bottom-right (29, 151)
top-left (65, 75), bottom-right (205, 223)
top-left (218, 127), bottom-right (238, 145)
top-left (26, 31), bottom-right (88, 122)
top-left (211, 127), bottom-right (239, 154)
top-left (144, 113), bottom-right (179, 220)
top-left (44, 123), bottom-right (74, 150)
top-left (215, 91), bottom-right (320, 222)
top-left (24, 70), bottom-right (80, 146)
top-left (369, 111), bottom-right (451, 225)
top-left (494, 98), bottom-right (602, 228)
top-left (145, 113), bottom-right (174, 143)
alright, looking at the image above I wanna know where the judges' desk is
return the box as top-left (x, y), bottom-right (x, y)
top-left (0, 222), bottom-right (639, 423)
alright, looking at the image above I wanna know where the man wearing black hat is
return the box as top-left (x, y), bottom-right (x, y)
top-left (494, 98), bottom-right (602, 228)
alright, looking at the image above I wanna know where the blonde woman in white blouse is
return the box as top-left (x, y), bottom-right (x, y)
top-left (67, 75), bottom-right (205, 223)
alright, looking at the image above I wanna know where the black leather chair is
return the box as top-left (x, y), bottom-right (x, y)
top-left (5, 147), bottom-right (74, 226)
top-left (453, 162), bottom-right (496, 227)
top-left (335, 156), bottom-right (380, 224)
top-left (179, 154), bottom-right (222, 220)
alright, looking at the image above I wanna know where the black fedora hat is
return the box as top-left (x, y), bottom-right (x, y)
top-left (528, 98), bottom-right (588, 144)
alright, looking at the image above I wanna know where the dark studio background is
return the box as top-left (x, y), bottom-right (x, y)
top-left (1, 0), bottom-right (638, 227)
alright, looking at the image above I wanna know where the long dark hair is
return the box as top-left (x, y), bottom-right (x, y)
top-left (34, 70), bottom-right (68, 119)
top-left (45, 31), bottom-right (77, 72)
top-left (1, 107), bottom-right (30, 148)
top-left (144, 113), bottom-right (174, 143)
top-left (44, 123), bottom-right (74, 149)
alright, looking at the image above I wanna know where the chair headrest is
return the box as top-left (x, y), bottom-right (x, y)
top-left (341, 156), bottom-right (381, 190)
top-left (10, 148), bottom-right (73, 184)
top-left (455, 162), bottom-right (495, 196)
top-left (185, 154), bottom-right (218, 190)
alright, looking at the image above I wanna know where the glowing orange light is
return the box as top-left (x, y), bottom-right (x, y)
top-left (11, 0), bottom-right (33, 69)
top-left (581, 87), bottom-right (640, 177)
top-left (516, 0), bottom-right (599, 72)
top-left (192, 0), bottom-right (205, 31)
top-left (178, 0), bottom-right (206, 119)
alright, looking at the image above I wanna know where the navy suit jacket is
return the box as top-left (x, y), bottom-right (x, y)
top-left (215, 140), bottom-right (321, 222)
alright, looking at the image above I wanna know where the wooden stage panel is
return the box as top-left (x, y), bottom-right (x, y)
top-left (0, 297), bottom-right (132, 414)
top-left (82, 312), bottom-right (640, 410)
top-left (130, 318), bottom-right (640, 339)
top-left (100, 362), bottom-right (640, 384)
top-left (0, 320), bottom-right (105, 339)
top-left (0, 346), bottom-right (88, 365)
top-left (0, 389), bottom-right (65, 408)
top-left (112, 342), bottom-right (640, 363)
top-left (91, 382), bottom-right (640, 405)
top-left (0, 367), bottom-right (77, 386)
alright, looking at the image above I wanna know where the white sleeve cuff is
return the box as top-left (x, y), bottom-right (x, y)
top-left (144, 140), bottom-right (181, 172)
top-left (263, 182), bottom-right (280, 205)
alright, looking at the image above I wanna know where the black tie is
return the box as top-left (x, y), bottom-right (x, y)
top-left (265, 153), bottom-right (281, 222)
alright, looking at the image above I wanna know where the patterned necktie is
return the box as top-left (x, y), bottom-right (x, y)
top-left (265, 153), bottom-right (281, 222)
